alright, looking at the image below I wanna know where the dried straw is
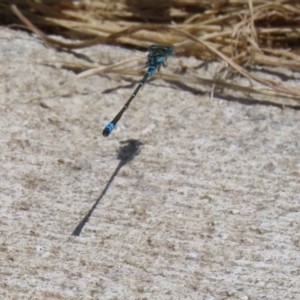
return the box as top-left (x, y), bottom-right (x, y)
top-left (4, 0), bottom-right (300, 105)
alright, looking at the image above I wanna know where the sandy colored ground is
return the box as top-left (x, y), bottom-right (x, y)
top-left (0, 27), bottom-right (299, 299)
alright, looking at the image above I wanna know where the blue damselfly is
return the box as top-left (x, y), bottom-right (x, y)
top-left (103, 45), bottom-right (174, 137)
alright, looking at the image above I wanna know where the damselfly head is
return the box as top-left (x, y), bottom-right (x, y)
top-left (147, 45), bottom-right (174, 57)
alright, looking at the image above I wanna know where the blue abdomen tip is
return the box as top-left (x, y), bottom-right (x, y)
top-left (103, 123), bottom-right (115, 137)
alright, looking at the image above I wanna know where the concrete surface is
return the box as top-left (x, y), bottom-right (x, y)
top-left (0, 27), bottom-right (299, 299)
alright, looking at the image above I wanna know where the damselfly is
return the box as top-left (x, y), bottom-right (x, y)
top-left (103, 45), bottom-right (174, 137)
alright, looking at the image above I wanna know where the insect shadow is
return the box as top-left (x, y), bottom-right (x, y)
top-left (71, 139), bottom-right (143, 236)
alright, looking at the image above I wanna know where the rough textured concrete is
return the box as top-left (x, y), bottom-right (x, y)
top-left (0, 27), bottom-right (299, 299)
